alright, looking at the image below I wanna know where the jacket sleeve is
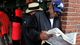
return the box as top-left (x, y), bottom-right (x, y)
top-left (26, 15), bottom-right (41, 42)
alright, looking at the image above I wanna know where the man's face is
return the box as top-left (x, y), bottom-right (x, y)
top-left (29, 11), bottom-right (36, 15)
top-left (48, 4), bottom-right (58, 17)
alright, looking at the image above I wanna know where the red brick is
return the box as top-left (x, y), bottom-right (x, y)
top-left (62, 0), bottom-right (80, 45)
top-left (74, 4), bottom-right (80, 9)
top-left (68, 0), bottom-right (77, 3)
top-left (68, 3), bottom-right (77, 8)
top-left (61, 21), bottom-right (67, 25)
top-left (64, 7), bottom-right (68, 12)
top-left (63, 0), bottom-right (69, 2)
top-left (64, 25), bottom-right (75, 29)
top-left (76, 8), bottom-right (80, 13)
top-left (64, 3), bottom-right (68, 7)
top-left (77, 38), bottom-right (80, 42)
top-left (76, 42), bottom-right (80, 45)
top-left (67, 16), bottom-right (80, 20)
top-left (62, 24), bottom-right (80, 33)
top-left (62, 12), bottom-right (67, 14)
top-left (68, 21), bottom-right (77, 25)
top-left (67, 13), bottom-right (79, 16)
top-left (76, 24), bottom-right (80, 32)
top-left (64, 28), bottom-right (76, 33)
top-left (67, 8), bottom-right (76, 12)
top-left (77, 0), bottom-right (80, 4)
top-left (61, 16), bottom-right (67, 20)
top-left (62, 20), bottom-right (78, 25)
top-left (77, 34), bottom-right (80, 40)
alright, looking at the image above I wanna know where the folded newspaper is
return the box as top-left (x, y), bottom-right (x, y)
top-left (43, 28), bottom-right (77, 45)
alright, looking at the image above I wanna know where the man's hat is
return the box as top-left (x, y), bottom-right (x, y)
top-left (26, 2), bottom-right (43, 13)
top-left (52, 0), bottom-right (64, 13)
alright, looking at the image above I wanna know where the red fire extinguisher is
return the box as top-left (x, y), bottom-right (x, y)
top-left (12, 7), bottom-right (24, 45)
top-left (12, 8), bottom-right (23, 40)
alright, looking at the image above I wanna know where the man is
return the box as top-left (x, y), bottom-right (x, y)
top-left (49, 0), bottom-right (64, 32)
top-left (22, 1), bottom-right (64, 45)
top-left (22, 2), bottom-right (51, 45)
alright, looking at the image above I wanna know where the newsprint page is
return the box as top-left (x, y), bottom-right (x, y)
top-left (42, 28), bottom-right (78, 45)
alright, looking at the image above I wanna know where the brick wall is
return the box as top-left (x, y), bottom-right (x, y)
top-left (62, 0), bottom-right (80, 45)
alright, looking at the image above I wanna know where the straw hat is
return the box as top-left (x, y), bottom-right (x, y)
top-left (26, 2), bottom-right (43, 13)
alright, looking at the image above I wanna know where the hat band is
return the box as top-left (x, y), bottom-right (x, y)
top-left (28, 6), bottom-right (39, 10)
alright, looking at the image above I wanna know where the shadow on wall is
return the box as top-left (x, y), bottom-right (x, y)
top-left (61, 0), bottom-right (69, 33)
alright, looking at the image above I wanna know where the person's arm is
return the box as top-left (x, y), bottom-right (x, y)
top-left (26, 15), bottom-right (41, 42)
top-left (26, 15), bottom-right (49, 42)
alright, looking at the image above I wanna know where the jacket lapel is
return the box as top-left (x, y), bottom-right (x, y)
top-left (35, 11), bottom-right (51, 31)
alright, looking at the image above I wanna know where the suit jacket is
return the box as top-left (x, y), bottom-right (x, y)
top-left (22, 11), bottom-right (62, 45)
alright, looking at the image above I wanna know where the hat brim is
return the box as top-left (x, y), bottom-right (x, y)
top-left (26, 8), bottom-right (43, 13)
top-left (54, 7), bottom-right (62, 13)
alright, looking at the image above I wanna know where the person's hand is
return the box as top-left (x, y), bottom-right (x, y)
top-left (40, 31), bottom-right (53, 40)
top-left (40, 31), bottom-right (49, 40)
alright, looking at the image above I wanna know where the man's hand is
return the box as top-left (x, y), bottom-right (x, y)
top-left (40, 31), bottom-right (53, 40)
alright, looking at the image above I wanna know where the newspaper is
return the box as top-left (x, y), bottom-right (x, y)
top-left (44, 28), bottom-right (77, 45)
